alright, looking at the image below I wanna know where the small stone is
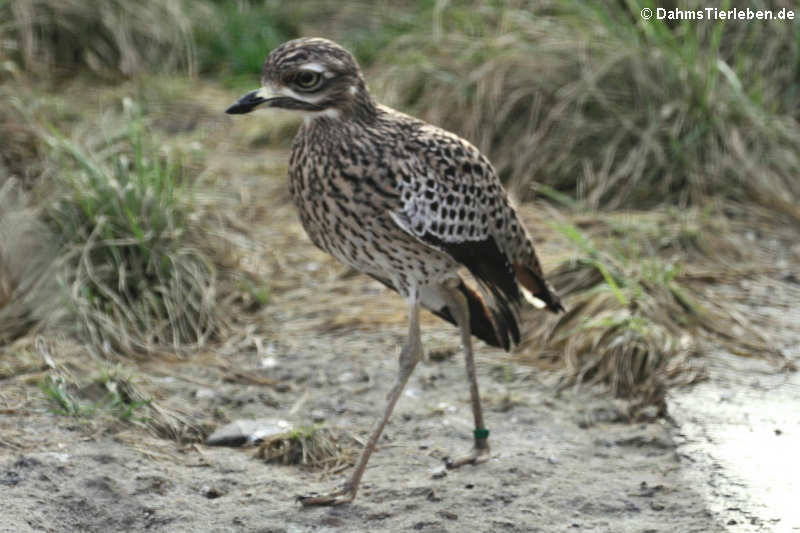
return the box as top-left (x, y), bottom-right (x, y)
top-left (260, 356), bottom-right (278, 369)
top-left (338, 371), bottom-right (355, 383)
top-left (194, 388), bottom-right (216, 400)
top-left (201, 485), bottom-right (224, 499)
top-left (438, 510), bottom-right (458, 520)
top-left (636, 405), bottom-right (659, 420)
top-left (430, 466), bottom-right (447, 479)
top-left (205, 419), bottom-right (291, 447)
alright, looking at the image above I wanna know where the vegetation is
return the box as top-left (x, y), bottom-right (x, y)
top-left (256, 425), bottom-right (358, 472)
top-left (0, 0), bottom-right (195, 79)
top-left (374, 1), bottom-right (800, 214)
top-left (520, 217), bottom-right (752, 406)
top-left (192, 0), bottom-right (300, 86)
top-left (43, 102), bottom-right (219, 354)
top-left (0, 0), bottom-right (796, 410)
top-left (39, 369), bottom-right (151, 420)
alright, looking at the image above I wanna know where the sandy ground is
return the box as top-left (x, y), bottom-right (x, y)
top-left (4, 271), bottom-right (797, 532)
top-left (670, 280), bottom-right (800, 533)
top-left (2, 327), bottom-right (719, 533)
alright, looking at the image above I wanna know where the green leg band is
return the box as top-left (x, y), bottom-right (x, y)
top-left (474, 428), bottom-right (489, 440)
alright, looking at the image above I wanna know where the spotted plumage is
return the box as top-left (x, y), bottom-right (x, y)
top-left (227, 37), bottom-right (562, 506)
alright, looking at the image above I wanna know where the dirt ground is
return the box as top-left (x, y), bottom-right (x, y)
top-left (2, 98), bottom-right (799, 533)
top-left (3, 252), bottom-right (798, 533)
top-left (0, 329), bottom-right (715, 533)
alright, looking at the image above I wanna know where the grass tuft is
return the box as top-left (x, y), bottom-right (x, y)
top-left (520, 221), bottom-right (702, 401)
top-left (0, 0), bottom-right (196, 80)
top-left (39, 374), bottom-right (88, 417)
top-left (38, 367), bottom-right (150, 420)
top-left (43, 100), bottom-right (219, 355)
top-left (256, 425), bottom-right (358, 472)
top-left (518, 213), bottom-right (789, 407)
top-left (35, 350), bottom-right (207, 443)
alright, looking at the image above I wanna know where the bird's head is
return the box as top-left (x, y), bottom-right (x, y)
top-left (226, 38), bottom-right (375, 120)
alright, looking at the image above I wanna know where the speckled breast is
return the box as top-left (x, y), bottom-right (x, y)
top-left (286, 124), bottom-right (458, 292)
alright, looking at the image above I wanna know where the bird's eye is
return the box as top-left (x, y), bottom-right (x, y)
top-left (294, 70), bottom-right (322, 91)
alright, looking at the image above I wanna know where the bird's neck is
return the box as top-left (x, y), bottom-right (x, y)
top-left (304, 98), bottom-right (378, 128)
top-left (343, 77), bottom-right (379, 123)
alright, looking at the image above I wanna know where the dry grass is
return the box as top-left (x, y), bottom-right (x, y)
top-left (373, 1), bottom-right (800, 215)
top-left (1, 0), bottom-right (195, 79)
top-left (40, 102), bottom-right (221, 356)
top-left (518, 220), bottom-right (700, 400)
top-left (0, 177), bottom-right (59, 344)
top-left (256, 425), bottom-right (358, 473)
top-left (516, 207), bottom-right (794, 406)
top-left (110, 372), bottom-right (209, 443)
top-left (0, 79), bottom-right (275, 358)
top-left (0, 95), bottom-right (44, 186)
top-left (12, 336), bottom-right (208, 442)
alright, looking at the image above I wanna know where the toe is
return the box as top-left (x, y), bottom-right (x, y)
top-left (297, 489), bottom-right (354, 507)
top-left (443, 446), bottom-right (491, 469)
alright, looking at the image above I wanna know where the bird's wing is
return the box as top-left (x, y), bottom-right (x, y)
top-left (387, 126), bottom-right (525, 347)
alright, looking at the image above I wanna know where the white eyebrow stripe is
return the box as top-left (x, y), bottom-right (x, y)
top-left (300, 62), bottom-right (326, 73)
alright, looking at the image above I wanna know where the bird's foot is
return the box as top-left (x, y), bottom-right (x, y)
top-left (444, 441), bottom-right (491, 469)
top-left (296, 482), bottom-right (356, 507)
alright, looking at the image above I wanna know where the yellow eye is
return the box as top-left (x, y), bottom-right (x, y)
top-left (295, 70), bottom-right (322, 90)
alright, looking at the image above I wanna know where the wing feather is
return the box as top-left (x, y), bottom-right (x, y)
top-left (387, 128), bottom-right (526, 347)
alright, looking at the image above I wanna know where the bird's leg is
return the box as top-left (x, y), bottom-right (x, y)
top-left (297, 291), bottom-right (423, 506)
top-left (440, 286), bottom-right (491, 469)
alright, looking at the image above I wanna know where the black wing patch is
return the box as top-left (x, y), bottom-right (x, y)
top-left (422, 234), bottom-right (521, 348)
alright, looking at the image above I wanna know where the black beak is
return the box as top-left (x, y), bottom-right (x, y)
top-left (226, 90), bottom-right (268, 115)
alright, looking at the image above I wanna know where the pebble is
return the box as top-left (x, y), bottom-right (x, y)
top-left (205, 418), bottom-right (292, 447)
top-left (430, 466), bottom-right (447, 479)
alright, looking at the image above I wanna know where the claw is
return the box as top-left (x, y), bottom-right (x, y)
top-left (296, 483), bottom-right (356, 507)
top-left (443, 445), bottom-right (491, 469)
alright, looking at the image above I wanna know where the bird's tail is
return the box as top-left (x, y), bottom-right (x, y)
top-left (512, 262), bottom-right (564, 313)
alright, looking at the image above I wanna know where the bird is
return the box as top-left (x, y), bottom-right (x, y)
top-left (226, 37), bottom-right (563, 506)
